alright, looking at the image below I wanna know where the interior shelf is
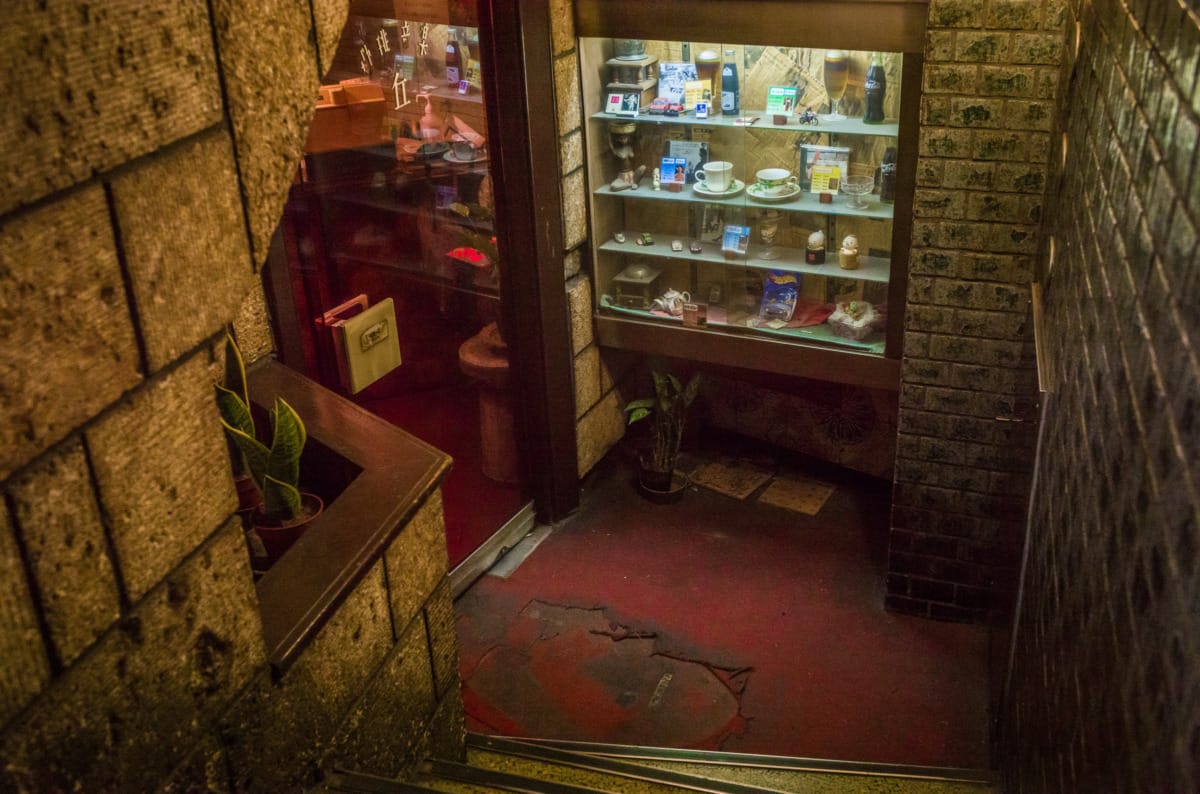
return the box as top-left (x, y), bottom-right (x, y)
top-left (591, 110), bottom-right (900, 138)
top-left (595, 178), bottom-right (896, 220)
top-left (599, 237), bottom-right (891, 283)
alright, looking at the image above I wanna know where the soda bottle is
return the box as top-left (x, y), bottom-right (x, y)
top-left (445, 30), bottom-right (462, 87)
top-left (863, 52), bottom-right (886, 123)
top-left (880, 146), bottom-right (896, 203)
top-left (721, 50), bottom-right (739, 115)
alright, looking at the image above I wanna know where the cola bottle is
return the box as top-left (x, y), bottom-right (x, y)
top-left (863, 52), bottom-right (886, 124)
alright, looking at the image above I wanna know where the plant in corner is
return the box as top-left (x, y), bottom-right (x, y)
top-left (624, 367), bottom-right (701, 501)
top-left (215, 334), bottom-right (322, 561)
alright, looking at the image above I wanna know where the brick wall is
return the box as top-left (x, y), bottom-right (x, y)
top-left (1001, 0), bottom-right (1200, 789)
top-left (0, 1), bottom-right (462, 789)
top-left (886, 0), bottom-right (1067, 621)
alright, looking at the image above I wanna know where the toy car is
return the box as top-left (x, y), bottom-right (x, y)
top-left (665, 101), bottom-right (684, 116)
top-left (648, 97), bottom-right (670, 115)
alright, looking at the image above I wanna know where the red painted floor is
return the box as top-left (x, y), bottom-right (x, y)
top-left (456, 440), bottom-right (992, 769)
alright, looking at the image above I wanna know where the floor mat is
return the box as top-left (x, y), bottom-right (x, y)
top-left (689, 459), bottom-right (774, 500)
top-left (757, 475), bottom-right (836, 515)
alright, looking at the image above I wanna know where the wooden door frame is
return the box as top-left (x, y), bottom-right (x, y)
top-left (477, 0), bottom-right (580, 522)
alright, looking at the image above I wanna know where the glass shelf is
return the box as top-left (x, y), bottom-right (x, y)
top-left (591, 110), bottom-right (899, 138)
top-left (594, 178), bottom-right (896, 220)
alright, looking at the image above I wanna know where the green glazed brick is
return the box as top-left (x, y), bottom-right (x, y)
top-left (987, 0), bottom-right (1044, 30)
top-left (951, 98), bottom-right (1005, 127)
top-left (994, 163), bottom-right (1047, 193)
top-left (926, 30), bottom-right (956, 62)
top-left (1011, 32), bottom-right (1066, 65)
top-left (972, 131), bottom-right (1031, 161)
top-left (917, 159), bottom-right (947, 187)
top-left (1002, 99), bottom-right (1055, 131)
top-left (922, 95), bottom-right (952, 125)
top-left (924, 63), bottom-right (979, 94)
top-left (927, 0), bottom-right (986, 28)
top-left (914, 189), bottom-right (968, 219)
top-left (956, 32), bottom-right (1011, 63)
top-left (944, 159), bottom-right (996, 189)
top-left (920, 127), bottom-right (974, 158)
top-left (979, 65), bottom-right (1039, 96)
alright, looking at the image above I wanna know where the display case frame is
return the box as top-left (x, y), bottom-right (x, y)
top-left (576, 0), bottom-right (926, 390)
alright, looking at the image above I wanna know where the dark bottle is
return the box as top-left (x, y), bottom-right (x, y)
top-left (445, 30), bottom-right (462, 87)
top-left (721, 50), bottom-right (739, 115)
top-left (863, 52), bottom-right (886, 123)
top-left (880, 146), bottom-right (897, 203)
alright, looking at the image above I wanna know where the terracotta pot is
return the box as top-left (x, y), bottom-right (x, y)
top-left (234, 473), bottom-right (263, 514)
top-left (252, 493), bottom-right (323, 563)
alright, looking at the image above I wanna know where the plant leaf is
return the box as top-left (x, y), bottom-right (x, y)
top-left (683, 373), bottom-right (702, 406)
top-left (215, 384), bottom-right (255, 438)
top-left (219, 418), bottom-right (270, 488)
top-left (262, 474), bottom-right (303, 522)
top-left (626, 407), bottom-right (650, 425)
top-left (266, 397), bottom-right (306, 491)
top-left (624, 398), bottom-right (654, 413)
top-left (222, 333), bottom-right (249, 409)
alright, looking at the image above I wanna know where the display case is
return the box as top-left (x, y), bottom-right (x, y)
top-left (579, 4), bottom-right (923, 389)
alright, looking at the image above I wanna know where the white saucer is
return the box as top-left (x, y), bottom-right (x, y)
top-left (693, 178), bottom-right (745, 198)
top-left (444, 151), bottom-right (488, 165)
top-left (747, 182), bottom-right (802, 202)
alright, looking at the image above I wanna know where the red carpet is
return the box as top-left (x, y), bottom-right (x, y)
top-left (455, 441), bottom-right (991, 769)
top-left (362, 380), bottom-right (525, 568)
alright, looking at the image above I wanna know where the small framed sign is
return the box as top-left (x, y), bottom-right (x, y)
top-left (695, 101), bottom-right (709, 119)
top-left (606, 92), bottom-right (624, 114)
top-left (609, 92), bottom-right (641, 116)
top-left (765, 85), bottom-right (798, 115)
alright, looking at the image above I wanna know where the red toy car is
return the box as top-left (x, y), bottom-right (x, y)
top-left (665, 101), bottom-right (684, 116)
top-left (648, 97), bottom-right (670, 115)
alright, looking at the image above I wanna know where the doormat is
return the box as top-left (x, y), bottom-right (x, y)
top-left (689, 459), bottom-right (774, 500)
top-left (757, 475), bottom-right (836, 515)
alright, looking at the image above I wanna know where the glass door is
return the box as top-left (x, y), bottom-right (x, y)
top-left (266, 0), bottom-right (530, 570)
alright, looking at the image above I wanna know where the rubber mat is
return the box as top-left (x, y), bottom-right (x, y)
top-left (757, 475), bottom-right (836, 515)
top-left (689, 459), bottom-right (774, 500)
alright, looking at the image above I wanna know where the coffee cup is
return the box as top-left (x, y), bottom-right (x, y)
top-left (696, 161), bottom-right (734, 192)
top-left (452, 139), bottom-right (480, 160)
top-left (756, 168), bottom-right (799, 195)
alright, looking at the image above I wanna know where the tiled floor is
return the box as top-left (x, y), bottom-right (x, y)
top-left (455, 440), bottom-right (992, 770)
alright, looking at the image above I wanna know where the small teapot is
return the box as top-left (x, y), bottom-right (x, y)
top-left (651, 289), bottom-right (690, 316)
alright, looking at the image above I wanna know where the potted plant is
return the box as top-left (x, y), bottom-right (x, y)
top-left (215, 334), bottom-right (264, 514)
top-left (624, 367), bottom-right (701, 502)
top-left (216, 335), bottom-right (323, 561)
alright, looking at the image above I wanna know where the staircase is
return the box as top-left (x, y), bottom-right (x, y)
top-left (315, 733), bottom-right (998, 793)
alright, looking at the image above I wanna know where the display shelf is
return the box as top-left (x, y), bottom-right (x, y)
top-left (594, 178), bottom-right (896, 221)
top-left (591, 110), bottom-right (899, 138)
top-left (598, 237), bottom-right (891, 283)
top-left (332, 252), bottom-right (500, 300)
top-left (599, 295), bottom-right (885, 353)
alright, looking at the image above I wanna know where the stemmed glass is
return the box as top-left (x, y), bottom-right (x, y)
top-left (823, 50), bottom-right (849, 121)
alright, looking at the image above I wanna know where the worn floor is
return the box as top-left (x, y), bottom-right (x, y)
top-left (455, 438), bottom-right (992, 770)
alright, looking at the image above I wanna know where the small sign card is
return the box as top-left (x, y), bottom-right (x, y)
top-left (765, 86), bottom-right (798, 115)
top-left (721, 224), bottom-right (751, 259)
top-left (661, 156), bottom-right (688, 191)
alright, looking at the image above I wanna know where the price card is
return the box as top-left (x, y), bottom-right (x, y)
top-left (811, 163), bottom-right (842, 194)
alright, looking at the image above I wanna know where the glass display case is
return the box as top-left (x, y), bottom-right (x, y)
top-left (579, 15), bottom-right (922, 388)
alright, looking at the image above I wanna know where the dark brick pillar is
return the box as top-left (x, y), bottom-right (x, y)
top-left (887, 0), bottom-right (1067, 621)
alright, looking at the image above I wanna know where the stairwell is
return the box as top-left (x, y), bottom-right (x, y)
top-left (313, 734), bottom-right (998, 793)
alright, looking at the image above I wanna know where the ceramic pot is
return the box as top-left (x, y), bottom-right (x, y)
top-left (252, 493), bottom-right (323, 563)
top-left (637, 468), bottom-right (688, 504)
top-left (613, 38), bottom-right (647, 59)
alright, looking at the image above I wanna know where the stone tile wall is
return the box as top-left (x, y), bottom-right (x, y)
top-left (550, 0), bottom-right (632, 477)
top-left (1001, 0), bottom-right (1200, 790)
top-left (887, 0), bottom-right (1068, 621)
top-left (0, 1), bottom-right (462, 789)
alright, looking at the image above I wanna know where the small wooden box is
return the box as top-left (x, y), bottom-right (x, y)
top-left (611, 263), bottom-right (663, 309)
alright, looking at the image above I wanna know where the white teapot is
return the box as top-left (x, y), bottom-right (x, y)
top-left (651, 289), bottom-right (690, 316)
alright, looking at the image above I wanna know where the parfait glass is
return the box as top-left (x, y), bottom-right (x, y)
top-left (822, 50), bottom-right (849, 121)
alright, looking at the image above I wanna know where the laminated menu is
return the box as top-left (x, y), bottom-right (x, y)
top-left (800, 144), bottom-right (850, 194)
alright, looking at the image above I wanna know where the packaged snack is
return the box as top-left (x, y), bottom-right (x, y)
top-left (758, 270), bottom-right (799, 323)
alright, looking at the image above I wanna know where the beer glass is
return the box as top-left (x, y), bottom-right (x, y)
top-left (823, 50), bottom-right (849, 121)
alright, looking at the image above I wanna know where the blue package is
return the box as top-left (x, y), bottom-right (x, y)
top-left (758, 270), bottom-right (799, 322)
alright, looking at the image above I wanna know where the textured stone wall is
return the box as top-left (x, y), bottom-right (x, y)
top-left (0, 0), bottom-right (462, 789)
top-left (551, 0), bottom-right (632, 477)
top-left (1002, 0), bottom-right (1200, 789)
top-left (886, 0), bottom-right (1068, 621)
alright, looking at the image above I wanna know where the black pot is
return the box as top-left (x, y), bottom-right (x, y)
top-left (637, 469), bottom-right (688, 504)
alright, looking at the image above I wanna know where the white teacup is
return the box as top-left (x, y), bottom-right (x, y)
top-left (696, 161), bottom-right (734, 192)
top-left (756, 168), bottom-right (799, 195)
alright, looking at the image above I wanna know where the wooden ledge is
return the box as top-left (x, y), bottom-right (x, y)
top-left (246, 358), bottom-right (452, 672)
